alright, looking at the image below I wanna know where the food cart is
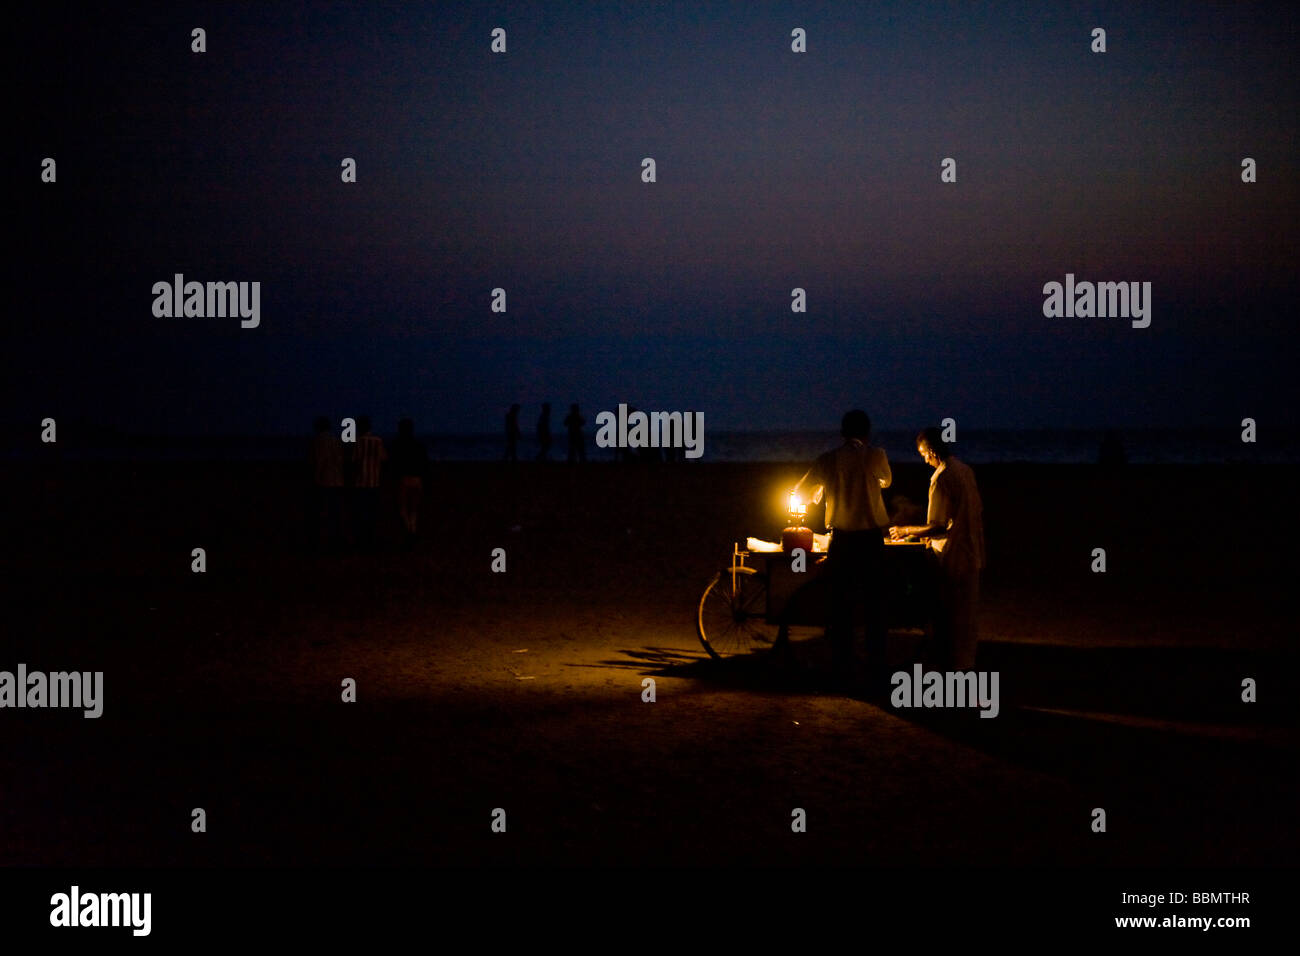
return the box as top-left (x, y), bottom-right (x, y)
top-left (696, 536), bottom-right (931, 660)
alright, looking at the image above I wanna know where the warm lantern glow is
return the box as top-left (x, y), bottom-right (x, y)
top-left (783, 490), bottom-right (813, 552)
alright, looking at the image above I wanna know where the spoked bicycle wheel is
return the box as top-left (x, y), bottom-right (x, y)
top-left (697, 565), bottom-right (781, 659)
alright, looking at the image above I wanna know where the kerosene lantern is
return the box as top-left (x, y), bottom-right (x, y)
top-left (782, 491), bottom-right (813, 553)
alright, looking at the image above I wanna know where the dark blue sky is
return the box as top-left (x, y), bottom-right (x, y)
top-left (12, 1), bottom-right (1298, 436)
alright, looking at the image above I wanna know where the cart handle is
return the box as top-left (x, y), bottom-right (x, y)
top-left (729, 542), bottom-right (754, 590)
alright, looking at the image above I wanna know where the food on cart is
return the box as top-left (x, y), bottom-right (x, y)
top-left (746, 532), bottom-right (831, 553)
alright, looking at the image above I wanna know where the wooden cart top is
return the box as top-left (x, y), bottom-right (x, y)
top-left (740, 539), bottom-right (929, 557)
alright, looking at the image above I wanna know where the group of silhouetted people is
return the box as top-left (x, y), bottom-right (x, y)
top-left (502, 402), bottom-right (687, 463)
top-left (309, 416), bottom-right (429, 550)
top-left (505, 403), bottom-right (587, 463)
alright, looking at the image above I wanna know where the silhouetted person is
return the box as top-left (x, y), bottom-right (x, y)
top-left (350, 415), bottom-right (387, 549)
top-left (1098, 429), bottom-right (1127, 467)
top-left (309, 416), bottom-right (344, 548)
top-left (504, 404), bottom-right (521, 462)
top-left (793, 410), bottom-right (892, 690)
top-left (536, 403), bottom-right (553, 461)
top-left (564, 403), bottom-right (586, 463)
top-left (391, 418), bottom-right (429, 547)
top-left (890, 428), bottom-right (986, 671)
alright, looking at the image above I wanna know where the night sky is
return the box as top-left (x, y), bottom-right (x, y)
top-left (12, 1), bottom-right (1298, 437)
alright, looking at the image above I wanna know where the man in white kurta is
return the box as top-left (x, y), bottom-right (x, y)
top-left (891, 429), bottom-right (985, 670)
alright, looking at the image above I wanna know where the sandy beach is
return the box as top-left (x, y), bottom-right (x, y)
top-left (1, 457), bottom-right (1295, 866)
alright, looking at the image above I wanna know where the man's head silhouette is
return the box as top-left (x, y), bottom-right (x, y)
top-left (841, 409), bottom-right (871, 441)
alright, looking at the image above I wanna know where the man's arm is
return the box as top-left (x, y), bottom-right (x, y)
top-left (890, 517), bottom-right (947, 539)
top-left (875, 447), bottom-right (892, 489)
top-left (890, 473), bottom-right (950, 539)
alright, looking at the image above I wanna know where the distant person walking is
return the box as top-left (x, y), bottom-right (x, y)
top-left (890, 428), bottom-right (986, 670)
top-left (391, 418), bottom-right (429, 547)
top-left (536, 403), bottom-right (553, 461)
top-left (504, 404), bottom-right (522, 462)
top-left (793, 410), bottom-right (892, 689)
top-left (350, 415), bottom-right (387, 548)
top-left (564, 403), bottom-right (586, 464)
top-left (309, 416), bottom-right (344, 548)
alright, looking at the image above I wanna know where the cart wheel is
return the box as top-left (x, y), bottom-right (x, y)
top-left (697, 566), bottom-right (781, 659)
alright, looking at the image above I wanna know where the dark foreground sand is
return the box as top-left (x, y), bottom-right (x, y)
top-left (1, 458), bottom-right (1296, 866)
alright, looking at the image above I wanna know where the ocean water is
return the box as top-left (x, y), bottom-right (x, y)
top-left (6, 428), bottom-right (1297, 464)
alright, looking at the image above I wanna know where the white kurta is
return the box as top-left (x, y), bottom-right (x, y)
top-left (927, 458), bottom-right (985, 669)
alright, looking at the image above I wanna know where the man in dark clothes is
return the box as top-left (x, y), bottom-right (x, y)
top-left (390, 418), bottom-right (429, 547)
top-left (793, 410), bottom-right (893, 691)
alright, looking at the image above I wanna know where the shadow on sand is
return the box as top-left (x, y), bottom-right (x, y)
top-left (592, 636), bottom-right (1300, 860)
